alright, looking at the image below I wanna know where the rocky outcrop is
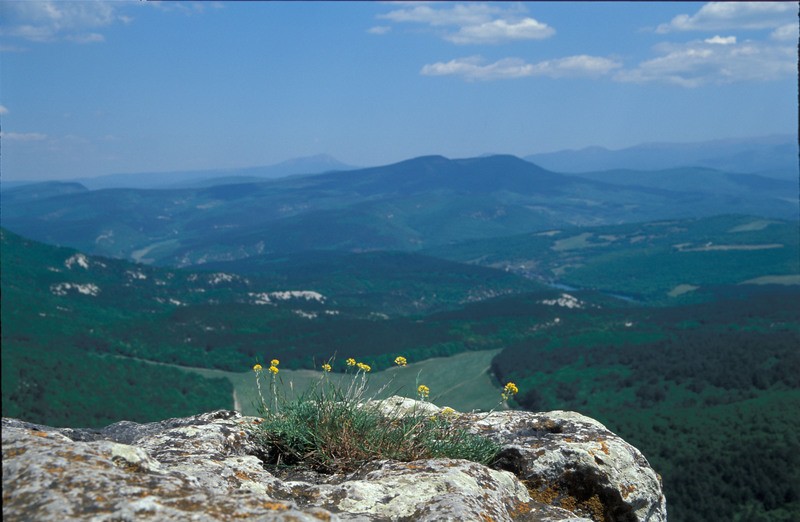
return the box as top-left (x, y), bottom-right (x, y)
top-left (2, 399), bottom-right (665, 521)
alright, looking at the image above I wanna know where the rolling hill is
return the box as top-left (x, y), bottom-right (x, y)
top-left (3, 154), bottom-right (795, 268)
top-left (425, 214), bottom-right (800, 302)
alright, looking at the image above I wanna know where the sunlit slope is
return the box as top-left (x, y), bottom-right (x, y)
top-left (426, 214), bottom-right (800, 301)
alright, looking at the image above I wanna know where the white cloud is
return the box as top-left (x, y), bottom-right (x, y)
top-left (0, 105), bottom-right (8, 115)
top-left (0, 0), bottom-right (130, 43)
top-left (379, 3), bottom-right (554, 45)
top-left (771, 23), bottom-right (798, 42)
top-left (535, 55), bottom-right (624, 78)
top-left (615, 38), bottom-right (795, 87)
top-left (367, 26), bottom-right (392, 35)
top-left (704, 35), bottom-right (736, 45)
top-left (421, 56), bottom-right (533, 81)
top-left (380, 3), bottom-right (504, 27)
top-left (446, 18), bottom-right (554, 45)
top-left (421, 55), bottom-right (621, 82)
top-left (0, 132), bottom-right (48, 142)
top-left (656, 2), bottom-right (796, 33)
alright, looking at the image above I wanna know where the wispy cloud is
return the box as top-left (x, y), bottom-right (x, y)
top-left (656, 2), bottom-right (796, 33)
top-left (0, 105), bottom-right (8, 115)
top-left (421, 55), bottom-right (621, 82)
top-left (704, 35), bottom-right (737, 45)
top-left (446, 18), bottom-right (554, 45)
top-left (615, 38), bottom-right (795, 87)
top-left (0, 0), bottom-right (131, 43)
top-left (367, 26), bottom-right (392, 36)
top-left (0, 1), bottom-right (224, 45)
top-left (1, 131), bottom-right (48, 142)
top-left (148, 1), bottom-right (224, 16)
top-left (379, 3), bottom-right (554, 45)
top-left (770, 23), bottom-right (798, 42)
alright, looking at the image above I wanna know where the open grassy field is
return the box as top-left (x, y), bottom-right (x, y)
top-left (167, 349), bottom-right (506, 416)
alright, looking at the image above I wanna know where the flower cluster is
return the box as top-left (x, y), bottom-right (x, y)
top-left (440, 406), bottom-right (457, 418)
top-left (255, 353), bottom-right (518, 414)
top-left (417, 384), bottom-right (430, 399)
top-left (501, 382), bottom-right (519, 401)
top-left (250, 352), bottom-right (501, 473)
top-left (261, 359), bottom-right (278, 375)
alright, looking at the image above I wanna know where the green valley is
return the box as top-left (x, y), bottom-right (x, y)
top-left (2, 155), bottom-right (799, 522)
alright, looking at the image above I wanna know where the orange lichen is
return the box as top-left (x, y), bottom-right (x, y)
top-left (4, 447), bottom-right (27, 458)
top-left (621, 483), bottom-right (637, 498)
top-left (526, 483), bottom-right (559, 504)
top-left (262, 501), bottom-right (291, 511)
top-left (507, 500), bottom-right (536, 519)
top-left (234, 470), bottom-right (254, 482)
top-left (524, 481), bottom-right (608, 522)
top-left (583, 494), bottom-right (605, 521)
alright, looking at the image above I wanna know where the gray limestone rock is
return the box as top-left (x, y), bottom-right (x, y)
top-left (2, 399), bottom-right (665, 521)
top-left (467, 410), bottom-right (667, 522)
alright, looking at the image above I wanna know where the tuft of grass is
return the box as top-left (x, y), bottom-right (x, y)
top-left (249, 357), bottom-right (510, 474)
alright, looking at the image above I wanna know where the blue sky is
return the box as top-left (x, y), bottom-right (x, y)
top-left (1, 1), bottom-right (797, 181)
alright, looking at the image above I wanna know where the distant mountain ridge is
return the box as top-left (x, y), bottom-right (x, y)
top-left (48, 154), bottom-right (357, 190)
top-left (2, 153), bottom-right (796, 267)
top-left (0, 181), bottom-right (89, 204)
top-left (526, 134), bottom-right (798, 178)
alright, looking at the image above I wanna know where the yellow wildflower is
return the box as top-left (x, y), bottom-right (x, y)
top-left (441, 407), bottom-right (457, 418)
top-left (271, 359), bottom-right (280, 367)
top-left (356, 362), bottom-right (371, 372)
top-left (417, 385), bottom-right (430, 398)
top-left (268, 366), bottom-right (279, 375)
top-left (253, 364), bottom-right (263, 372)
top-left (394, 356), bottom-right (407, 367)
top-left (321, 363), bottom-right (332, 372)
top-left (346, 358), bottom-right (356, 367)
top-left (502, 382), bottom-right (519, 400)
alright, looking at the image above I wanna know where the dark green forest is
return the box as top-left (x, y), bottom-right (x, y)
top-left (491, 286), bottom-right (800, 521)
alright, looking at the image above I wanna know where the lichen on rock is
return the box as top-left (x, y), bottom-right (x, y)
top-left (2, 400), bottom-right (665, 521)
